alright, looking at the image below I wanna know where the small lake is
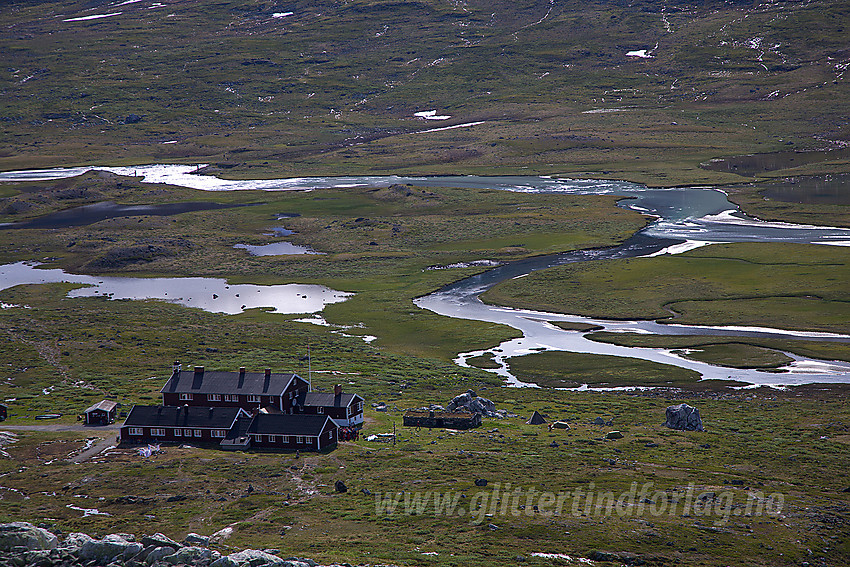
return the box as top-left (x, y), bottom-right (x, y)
top-left (234, 242), bottom-right (322, 256)
top-left (0, 262), bottom-right (351, 315)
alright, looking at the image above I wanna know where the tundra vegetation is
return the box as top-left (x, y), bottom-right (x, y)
top-left (0, 0), bottom-right (849, 565)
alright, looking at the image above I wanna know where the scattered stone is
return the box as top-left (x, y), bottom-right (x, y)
top-left (474, 478), bottom-right (488, 487)
top-left (361, 488), bottom-right (372, 496)
top-left (125, 114), bottom-right (142, 124)
top-left (334, 480), bottom-right (348, 493)
top-left (593, 417), bottom-right (606, 425)
top-left (144, 546), bottom-right (177, 564)
top-left (663, 403), bottom-right (704, 431)
top-left (550, 421), bottom-right (570, 430)
top-left (549, 441), bottom-right (559, 448)
top-left (487, 524), bottom-right (499, 531)
top-left (605, 431), bottom-right (624, 440)
top-left (644, 442), bottom-right (659, 448)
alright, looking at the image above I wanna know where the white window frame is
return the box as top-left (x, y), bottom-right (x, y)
top-left (247, 395), bottom-right (261, 403)
top-left (211, 430), bottom-right (226, 438)
top-left (280, 435), bottom-right (288, 443)
top-left (184, 429), bottom-right (192, 437)
top-left (252, 434), bottom-right (262, 443)
top-left (129, 427), bottom-right (143, 436)
top-left (193, 430), bottom-right (202, 437)
top-left (174, 429), bottom-right (182, 437)
top-left (328, 431), bottom-right (334, 440)
top-left (267, 435), bottom-right (276, 443)
top-left (151, 428), bottom-right (165, 437)
top-left (207, 394), bottom-right (221, 402)
top-left (317, 407), bottom-right (324, 414)
top-left (179, 393), bottom-right (193, 401)
top-left (296, 436), bottom-right (304, 444)
top-left (224, 394), bottom-right (238, 402)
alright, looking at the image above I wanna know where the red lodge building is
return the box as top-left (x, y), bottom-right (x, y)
top-left (119, 363), bottom-right (364, 452)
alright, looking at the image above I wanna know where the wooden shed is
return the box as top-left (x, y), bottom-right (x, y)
top-left (84, 400), bottom-right (119, 425)
top-left (403, 410), bottom-right (481, 430)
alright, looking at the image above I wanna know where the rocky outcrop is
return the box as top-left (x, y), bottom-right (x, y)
top-left (663, 403), bottom-right (704, 431)
top-left (446, 390), bottom-right (497, 417)
top-left (0, 524), bottom-right (321, 567)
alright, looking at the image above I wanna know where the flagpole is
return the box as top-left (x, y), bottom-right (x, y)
top-left (308, 343), bottom-right (312, 391)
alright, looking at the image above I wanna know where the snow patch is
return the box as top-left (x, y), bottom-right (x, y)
top-left (414, 110), bottom-right (452, 120)
top-left (64, 12), bottom-right (122, 22)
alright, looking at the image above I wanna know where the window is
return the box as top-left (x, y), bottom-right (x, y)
top-left (267, 435), bottom-right (276, 443)
top-left (224, 395), bottom-right (238, 402)
top-left (174, 429), bottom-right (182, 437)
top-left (296, 436), bottom-right (304, 444)
top-left (207, 394), bottom-right (221, 402)
top-left (211, 430), bottom-right (226, 438)
top-left (179, 393), bottom-right (193, 401)
top-left (280, 436), bottom-right (288, 443)
top-left (129, 427), bottom-right (143, 436)
top-left (317, 407), bottom-right (324, 414)
top-left (193, 430), bottom-right (202, 437)
top-left (184, 429), bottom-right (192, 437)
top-left (328, 431), bottom-right (334, 440)
top-left (247, 395), bottom-right (261, 403)
top-left (252, 434), bottom-right (262, 443)
top-left (346, 406), bottom-right (351, 417)
top-left (151, 428), bottom-right (165, 436)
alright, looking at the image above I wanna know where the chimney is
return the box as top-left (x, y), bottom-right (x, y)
top-left (239, 367), bottom-right (246, 377)
top-left (334, 384), bottom-right (342, 396)
top-left (194, 366), bottom-right (204, 374)
top-left (172, 361), bottom-right (181, 375)
top-left (264, 368), bottom-right (271, 379)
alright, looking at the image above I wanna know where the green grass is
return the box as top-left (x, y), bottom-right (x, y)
top-left (507, 351), bottom-right (702, 388)
top-left (482, 242), bottom-right (850, 334)
top-left (1, 386), bottom-right (848, 566)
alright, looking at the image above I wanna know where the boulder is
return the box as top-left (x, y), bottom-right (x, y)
top-left (334, 480), bottom-right (347, 493)
top-left (163, 546), bottom-right (220, 564)
top-left (144, 546), bottom-right (176, 565)
top-left (663, 403), bottom-right (704, 431)
top-left (79, 534), bottom-right (143, 562)
top-left (210, 549), bottom-right (291, 567)
top-left (60, 532), bottom-right (94, 554)
top-left (184, 532), bottom-right (210, 546)
top-left (474, 478), bottom-right (488, 487)
top-left (142, 533), bottom-right (181, 549)
top-left (593, 417), bottom-right (605, 425)
top-left (0, 522), bottom-right (58, 551)
top-left (551, 421), bottom-right (570, 430)
top-left (125, 114), bottom-right (142, 124)
top-left (605, 431), bottom-right (624, 440)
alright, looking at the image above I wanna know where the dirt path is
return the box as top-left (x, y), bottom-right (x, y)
top-left (0, 423), bottom-right (121, 462)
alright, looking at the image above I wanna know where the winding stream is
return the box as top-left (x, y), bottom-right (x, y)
top-left (2, 165), bottom-right (850, 386)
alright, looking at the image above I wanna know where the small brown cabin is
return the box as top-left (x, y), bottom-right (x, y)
top-left (84, 400), bottom-right (119, 425)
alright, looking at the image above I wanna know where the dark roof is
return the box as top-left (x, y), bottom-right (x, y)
top-left (160, 369), bottom-right (305, 397)
top-left (247, 414), bottom-right (333, 437)
top-left (85, 400), bottom-right (118, 413)
top-left (123, 405), bottom-right (243, 429)
top-left (296, 392), bottom-right (362, 408)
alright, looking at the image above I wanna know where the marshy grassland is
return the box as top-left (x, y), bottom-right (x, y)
top-left (1, 0), bottom-right (849, 185)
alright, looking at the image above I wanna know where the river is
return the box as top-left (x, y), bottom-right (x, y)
top-left (2, 165), bottom-right (849, 386)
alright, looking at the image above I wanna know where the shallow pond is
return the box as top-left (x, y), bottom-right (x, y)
top-left (0, 261), bottom-right (351, 315)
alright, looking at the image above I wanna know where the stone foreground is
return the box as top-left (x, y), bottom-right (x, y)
top-left (0, 523), bottom-right (340, 567)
